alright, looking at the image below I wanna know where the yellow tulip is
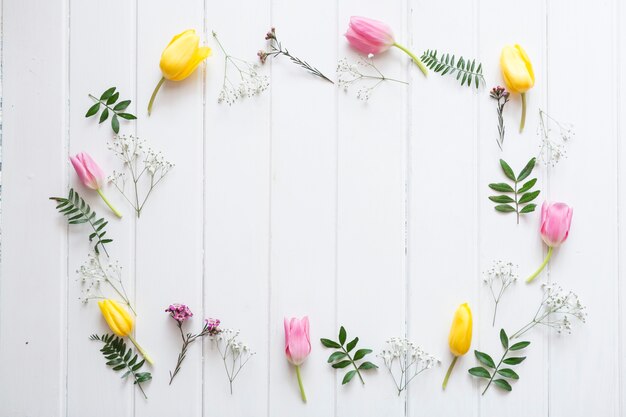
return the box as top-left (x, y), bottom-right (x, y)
top-left (500, 44), bottom-right (535, 132)
top-left (442, 303), bottom-right (472, 390)
top-left (98, 299), bottom-right (154, 365)
top-left (148, 29), bottom-right (211, 115)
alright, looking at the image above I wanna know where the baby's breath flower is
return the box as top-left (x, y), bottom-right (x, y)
top-left (107, 134), bottom-right (173, 218)
top-left (379, 337), bottom-right (439, 395)
top-left (537, 109), bottom-right (574, 167)
top-left (511, 283), bottom-right (587, 339)
top-left (214, 32), bottom-right (269, 105)
top-left (337, 56), bottom-right (407, 102)
top-left (211, 327), bottom-right (255, 394)
top-left (483, 260), bottom-right (518, 326)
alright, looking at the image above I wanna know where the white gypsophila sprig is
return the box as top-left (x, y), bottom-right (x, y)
top-left (511, 283), bottom-right (587, 339)
top-left (107, 134), bottom-right (174, 218)
top-left (337, 55), bottom-right (407, 102)
top-left (378, 337), bottom-right (439, 396)
top-left (537, 109), bottom-right (574, 167)
top-left (76, 251), bottom-right (136, 315)
top-left (212, 328), bottom-right (255, 394)
top-left (483, 260), bottom-right (518, 326)
top-left (213, 32), bottom-right (269, 105)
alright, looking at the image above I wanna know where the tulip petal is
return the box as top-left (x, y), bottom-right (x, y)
top-left (284, 316), bottom-right (311, 366)
top-left (345, 16), bottom-right (394, 55)
top-left (171, 46), bottom-right (211, 81)
top-left (160, 31), bottom-right (202, 81)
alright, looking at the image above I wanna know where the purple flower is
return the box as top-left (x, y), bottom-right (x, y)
top-left (165, 304), bottom-right (193, 322)
top-left (205, 318), bottom-right (221, 335)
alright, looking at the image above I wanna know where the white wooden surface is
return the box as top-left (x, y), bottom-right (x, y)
top-left (0, 0), bottom-right (623, 416)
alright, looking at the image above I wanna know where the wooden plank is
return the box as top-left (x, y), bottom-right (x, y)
top-left (134, 0), bottom-right (205, 415)
top-left (547, 1), bottom-right (619, 415)
top-left (407, 0), bottom-right (480, 414)
top-left (335, 1), bottom-right (407, 416)
top-left (202, 0), bottom-right (271, 415)
top-left (0, 0), bottom-right (69, 415)
top-left (65, 1), bottom-right (136, 416)
top-left (267, 0), bottom-right (337, 415)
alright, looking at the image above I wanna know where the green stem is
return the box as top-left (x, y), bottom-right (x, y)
top-left (392, 43), bottom-right (428, 77)
top-left (442, 356), bottom-right (458, 390)
top-left (147, 77), bottom-right (166, 116)
top-left (127, 334), bottom-right (154, 365)
top-left (295, 365), bottom-right (307, 403)
top-left (520, 92), bottom-right (527, 132)
top-left (96, 188), bottom-right (122, 218)
top-left (526, 246), bottom-right (553, 283)
top-left (482, 347), bottom-right (509, 395)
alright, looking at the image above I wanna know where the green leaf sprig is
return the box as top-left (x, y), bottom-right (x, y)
top-left (420, 50), bottom-right (485, 88)
top-left (86, 87), bottom-right (137, 134)
top-left (468, 329), bottom-right (530, 395)
top-left (488, 158), bottom-right (540, 224)
top-left (90, 333), bottom-right (152, 399)
top-left (50, 188), bottom-right (112, 256)
top-left (320, 326), bottom-right (378, 385)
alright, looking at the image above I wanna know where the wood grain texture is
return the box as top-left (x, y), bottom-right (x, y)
top-left (1, 0), bottom-right (623, 416)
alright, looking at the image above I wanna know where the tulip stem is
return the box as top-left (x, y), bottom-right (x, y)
top-left (442, 356), bottom-right (458, 390)
top-left (393, 43), bottom-right (428, 77)
top-left (127, 334), bottom-right (154, 365)
top-left (295, 365), bottom-right (307, 403)
top-left (526, 246), bottom-right (553, 283)
top-left (96, 189), bottom-right (123, 218)
top-left (147, 77), bottom-right (165, 116)
top-left (520, 92), bottom-right (527, 133)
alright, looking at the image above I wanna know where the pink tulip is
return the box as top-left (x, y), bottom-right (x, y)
top-left (345, 16), bottom-right (428, 76)
top-left (284, 316), bottom-right (310, 402)
top-left (71, 152), bottom-right (105, 190)
top-left (526, 201), bottom-right (573, 283)
top-left (70, 152), bottom-right (122, 218)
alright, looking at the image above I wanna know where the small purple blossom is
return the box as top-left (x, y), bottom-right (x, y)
top-left (165, 303), bottom-right (193, 322)
top-left (205, 318), bottom-right (222, 335)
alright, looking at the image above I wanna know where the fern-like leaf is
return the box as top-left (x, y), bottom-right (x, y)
top-left (90, 333), bottom-right (152, 399)
top-left (488, 158), bottom-right (540, 224)
top-left (50, 188), bottom-right (113, 256)
top-left (420, 50), bottom-right (485, 89)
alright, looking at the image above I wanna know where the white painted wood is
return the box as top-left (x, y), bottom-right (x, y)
top-left (1, 0), bottom-right (625, 416)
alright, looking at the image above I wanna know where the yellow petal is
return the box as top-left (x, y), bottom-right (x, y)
top-left (169, 46), bottom-right (211, 81)
top-left (160, 31), bottom-right (201, 80)
top-left (166, 29), bottom-right (196, 48)
top-left (500, 44), bottom-right (535, 93)
top-left (448, 303), bottom-right (473, 356)
top-left (98, 299), bottom-right (132, 337)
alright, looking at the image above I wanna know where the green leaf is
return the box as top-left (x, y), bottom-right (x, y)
top-left (518, 178), bottom-right (537, 193)
top-left (339, 326), bottom-right (347, 345)
top-left (118, 113), bottom-right (137, 120)
top-left (500, 329), bottom-right (509, 349)
top-left (468, 366), bottom-right (491, 378)
top-left (320, 338), bottom-right (341, 349)
top-left (99, 108), bottom-right (109, 124)
top-left (346, 337), bottom-right (359, 352)
top-left (327, 351), bottom-right (347, 363)
top-left (489, 195), bottom-right (515, 204)
top-left (342, 370), bottom-right (357, 385)
top-left (100, 87), bottom-right (116, 100)
top-left (111, 115), bottom-right (120, 134)
top-left (503, 356), bottom-right (526, 365)
top-left (509, 341), bottom-right (531, 351)
top-left (489, 183), bottom-right (515, 193)
top-left (519, 190), bottom-right (540, 204)
top-left (358, 361), bottom-right (378, 370)
top-left (353, 349), bottom-right (372, 361)
top-left (106, 92), bottom-right (120, 105)
top-left (332, 360), bottom-right (352, 369)
top-left (500, 159), bottom-right (516, 181)
top-left (519, 204), bottom-right (537, 213)
top-left (497, 368), bottom-right (520, 379)
top-left (517, 158), bottom-right (536, 182)
top-left (85, 102), bottom-right (100, 117)
top-left (114, 100), bottom-right (131, 111)
top-left (495, 204), bottom-right (515, 213)
top-left (475, 351), bottom-right (496, 368)
top-left (493, 379), bottom-right (512, 391)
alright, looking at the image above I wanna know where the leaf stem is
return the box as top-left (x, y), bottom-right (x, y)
top-left (341, 347), bottom-right (365, 385)
top-left (96, 188), bottom-right (123, 218)
top-left (526, 246), bottom-right (553, 283)
top-left (442, 356), bottom-right (458, 390)
top-left (393, 43), bottom-right (428, 76)
top-left (481, 347), bottom-right (509, 395)
top-left (147, 77), bottom-right (166, 116)
top-left (295, 365), bottom-right (307, 403)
